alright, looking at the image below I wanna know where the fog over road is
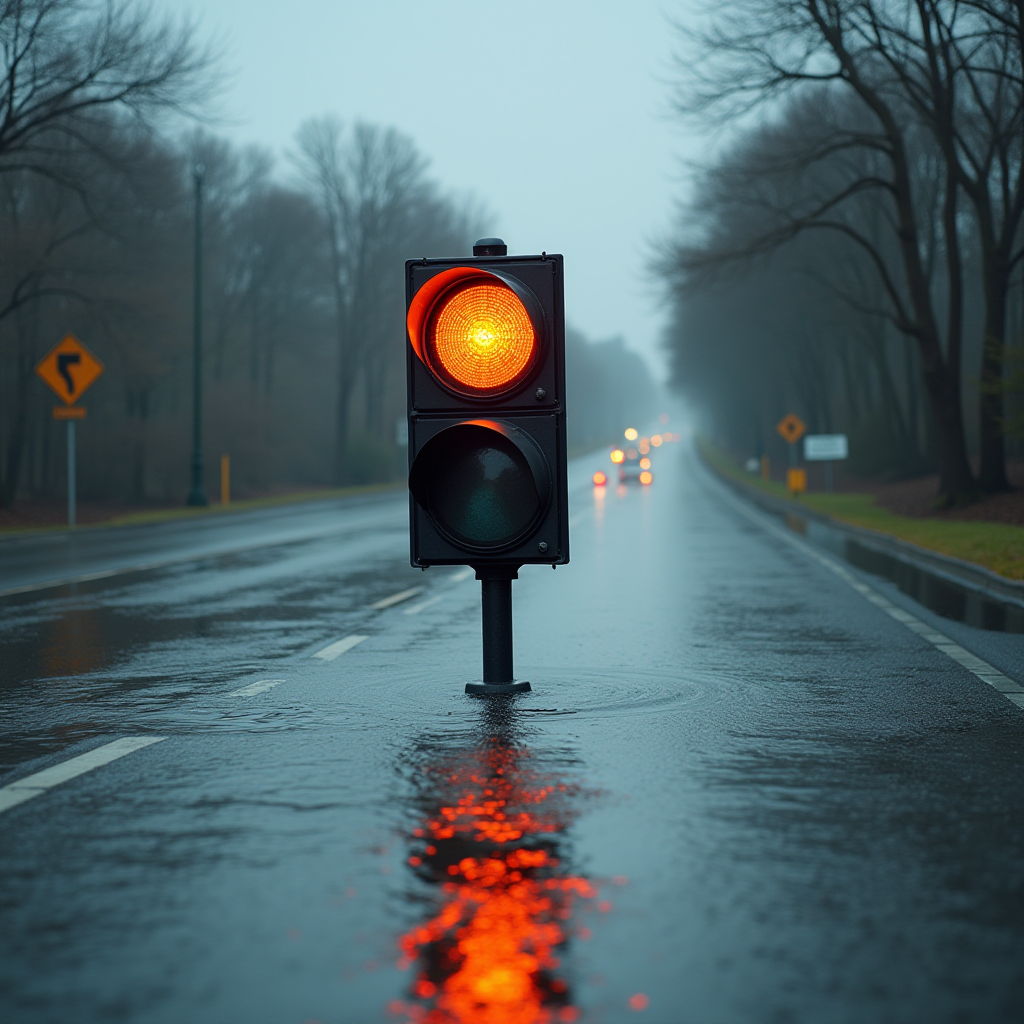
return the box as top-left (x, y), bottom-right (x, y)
top-left (1, 444), bottom-right (1021, 1023)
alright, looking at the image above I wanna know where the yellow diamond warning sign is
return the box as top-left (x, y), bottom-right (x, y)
top-left (36, 335), bottom-right (104, 406)
top-left (776, 413), bottom-right (806, 445)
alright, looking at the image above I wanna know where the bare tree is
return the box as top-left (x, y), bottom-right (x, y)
top-left (295, 117), bottom-right (430, 485)
top-left (667, 0), bottom-right (1023, 505)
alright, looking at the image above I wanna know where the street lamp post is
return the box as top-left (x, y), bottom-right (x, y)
top-left (186, 162), bottom-right (208, 506)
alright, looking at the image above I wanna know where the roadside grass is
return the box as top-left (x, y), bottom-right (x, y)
top-left (699, 439), bottom-right (1024, 580)
top-left (0, 481), bottom-right (403, 537)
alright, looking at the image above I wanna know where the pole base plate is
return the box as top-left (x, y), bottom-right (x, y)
top-left (465, 681), bottom-right (532, 696)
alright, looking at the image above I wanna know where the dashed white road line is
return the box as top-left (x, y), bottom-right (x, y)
top-left (370, 586), bottom-right (422, 610)
top-left (405, 594), bottom-right (444, 615)
top-left (313, 634), bottom-right (369, 661)
top-left (717, 482), bottom-right (1024, 710)
top-left (0, 736), bottom-right (166, 814)
top-left (229, 678), bottom-right (286, 697)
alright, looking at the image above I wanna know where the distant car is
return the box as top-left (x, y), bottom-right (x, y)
top-left (619, 448), bottom-right (644, 484)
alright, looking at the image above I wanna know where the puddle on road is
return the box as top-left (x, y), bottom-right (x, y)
top-left (781, 512), bottom-right (1024, 633)
top-left (389, 708), bottom-right (611, 1023)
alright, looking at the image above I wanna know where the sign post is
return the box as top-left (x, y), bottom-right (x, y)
top-left (803, 434), bottom-right (849, 492)
top-left (35, 335), bottom-right (104, 527)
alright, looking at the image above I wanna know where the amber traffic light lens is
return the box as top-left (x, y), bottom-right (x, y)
top-left (427, 282), bottom-right (537, 395)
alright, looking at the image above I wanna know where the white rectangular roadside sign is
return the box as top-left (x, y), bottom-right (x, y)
top-left (804, 434), bottom-right (848, 461)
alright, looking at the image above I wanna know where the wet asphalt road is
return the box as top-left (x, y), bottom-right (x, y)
top-left (1, 444), bottom-right (1022, 1024)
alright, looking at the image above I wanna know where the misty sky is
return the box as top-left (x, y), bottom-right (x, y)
top-left (164, 1), bottom-right (700, 379)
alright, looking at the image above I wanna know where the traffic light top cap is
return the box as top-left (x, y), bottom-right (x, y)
top-left (473, 237), bottom-right (507, 256)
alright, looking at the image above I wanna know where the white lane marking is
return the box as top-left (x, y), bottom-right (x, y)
top-left (313, 634), bottom-right (369, 661)
top-left (370, 586), bottom-right (422, 610)
top-left (0, 736), bottom-right (166, 815)
top-left (715, 482), bottom-right (1024, 710)
top-left (229, 678), bottom-right (286, 697)
top-left (451, 567), bottom-right (474, 583)
top-left (405, 594), bottom-right (444, 615)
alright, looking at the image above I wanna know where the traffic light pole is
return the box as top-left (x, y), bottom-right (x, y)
top-left (186, 163), bottom-right (208, 507)
top-left (466, 566), bottom-right (531, 695)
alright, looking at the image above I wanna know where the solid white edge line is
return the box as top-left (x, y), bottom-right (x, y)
top-left (405, 594), bottom-right (444, 615)
top-left (713, 477), bottom-right (1024, 710)
top-left (229, 678), bottom-right (286, 697)
top-left (312, 634), bottom-right (369, 661)
top-left (0, 736), bottom-right (166, 815)
top-left (370, 586), bottom-right (423, 610)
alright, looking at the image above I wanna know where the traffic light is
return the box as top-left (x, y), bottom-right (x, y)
top-left (406, 238), bottom-right (568, 694)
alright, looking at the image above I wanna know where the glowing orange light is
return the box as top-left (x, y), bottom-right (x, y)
top-left (650, 435), bottom-right (663, 447)
top-left (428, 282), bottom-right (536, 393)
top-left (637, 443), bottom-right (649, 455)
top-left (628, 993), bottom-right (650, 1011)
top-left (639, 458), bottom-right (651, 470)
top-left (639, 471), bottom-right (653, 485)
top-left (626, 448), bottom-right (638, 460)
top-left (395, 741), bottom-right (599, 1024)
top-left (593, 471), bottom-right (607, 486)
top-left (624, 427), bottom-right (638, 441)
top-left (610, 449), bottom-right (625, 464)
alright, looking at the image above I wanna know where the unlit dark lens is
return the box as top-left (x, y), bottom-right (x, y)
top-left (428, 427), bottom-right (540, 545)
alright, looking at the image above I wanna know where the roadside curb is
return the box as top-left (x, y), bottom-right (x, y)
top-left (702, 454), bottom-right (1024, 610)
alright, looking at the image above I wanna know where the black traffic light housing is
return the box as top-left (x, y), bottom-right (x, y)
top-left (406, 249), bottom-right (568, 569)
top-left (406, 240), bottom-right (568, 694)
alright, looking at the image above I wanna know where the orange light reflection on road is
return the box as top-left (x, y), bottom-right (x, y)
top-left (393, 739), bottom-right (598, 1024)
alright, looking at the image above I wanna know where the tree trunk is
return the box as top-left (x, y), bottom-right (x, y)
top-left (0, 353), bottom-right (32, 508)
top-left (919, 347), bottom-right (976, 505)
top-left (978, 263), bottom-right (1011, 492)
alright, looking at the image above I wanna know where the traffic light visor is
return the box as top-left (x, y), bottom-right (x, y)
top-left (409, 420), bottom-right (550, 550)
top-left (408, 266), bottom-right (542, 397)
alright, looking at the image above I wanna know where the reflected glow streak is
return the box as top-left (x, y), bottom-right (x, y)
top-left (395, 744), bottom-right (597, 1024)
top-left (430, 283), bottom-right (536, 392)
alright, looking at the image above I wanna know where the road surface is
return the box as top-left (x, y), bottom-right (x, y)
top-left (1, 443), bottom-right (1021, 1023)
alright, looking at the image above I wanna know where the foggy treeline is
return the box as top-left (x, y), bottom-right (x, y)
top-left (657, 0), bottom-right (1023, 505)
top-left (0, 0), bottom-right (654, 511)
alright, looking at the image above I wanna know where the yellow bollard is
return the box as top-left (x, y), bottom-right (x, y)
top-left (787, 467), bottom-right (807, 495)
top-left (221, 454), bottom-right (230, 506)
top-left (761, 454), bottom-right (770, 481)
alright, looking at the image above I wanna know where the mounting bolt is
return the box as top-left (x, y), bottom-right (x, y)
top-left (538, 541), bottom-right (549, 553)
top-left (535, 388), bottom-right (546, 401)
